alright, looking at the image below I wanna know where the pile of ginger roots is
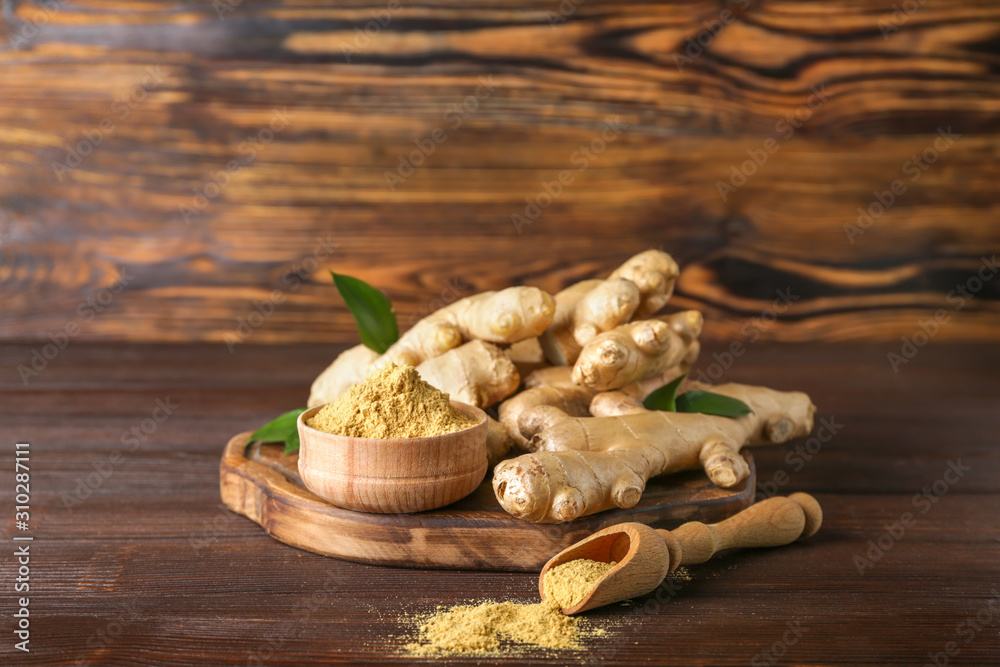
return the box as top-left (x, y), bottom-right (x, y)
top-left (309, 250), bottom-right (816, 524)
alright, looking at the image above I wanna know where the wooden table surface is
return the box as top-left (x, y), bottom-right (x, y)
top-left (2, 340), bottom-right (998, 665)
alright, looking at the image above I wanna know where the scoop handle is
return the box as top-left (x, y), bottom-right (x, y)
top-left (657, 493), bottom-right (822, 567)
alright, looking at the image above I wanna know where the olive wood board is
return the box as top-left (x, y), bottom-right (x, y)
top-left (220, 431), bottom-right (756, 572)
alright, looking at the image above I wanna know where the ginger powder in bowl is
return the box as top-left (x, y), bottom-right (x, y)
top-left (297, 363), bottom-right (488, 513)
top-left (306, 362), bottom-right (479, 439)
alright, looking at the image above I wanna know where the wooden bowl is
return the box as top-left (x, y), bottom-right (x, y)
top-left (296, 401), bottom-right (489, 514)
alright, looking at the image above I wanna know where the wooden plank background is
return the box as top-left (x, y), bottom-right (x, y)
top-left (1, 0), bottom-right (998, 344)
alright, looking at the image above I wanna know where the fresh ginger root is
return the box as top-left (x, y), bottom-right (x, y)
top-left (498, 366), bottom-right (598, 449)
top-left (493, 383), bottom-right (816, 523)
top-left (539, 278), bottom-right (640, 366)
top-left (501, 311), bottom-right (701, 447)
top-left (415, 340), bottom-right (520, 410)
top-left (539, 250), bottom-right (679, 366)
top-left (571, 311), bottom-right (702, 391)
top-left (506, 337), bottom-right (548, 377)
top-left (308, 344), bottom-right (379, 408)
top-left (660, 308), bottom-right (703, 344)
top-left (380, 287), bottom-right (555, 367)
top-left (485, 418), bottom-right (515, 468)
top-left (608, 249), bottom-right (680, 318)
top-left (418, 342), bottom-right (520, 465)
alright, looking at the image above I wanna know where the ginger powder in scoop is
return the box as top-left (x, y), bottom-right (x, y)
top-left (543, 559), bottom-right (617, 610)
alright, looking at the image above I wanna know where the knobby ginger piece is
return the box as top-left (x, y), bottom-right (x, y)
top-left (540, 250), bottom-right (680, 366)
top-left (381, 286), bottom-right (555, 367)
top-left (493, 383), bottom-right (815, 523)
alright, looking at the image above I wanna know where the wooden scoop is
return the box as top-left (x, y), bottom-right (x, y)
top-left (539, 493), bottom-right (823, 614)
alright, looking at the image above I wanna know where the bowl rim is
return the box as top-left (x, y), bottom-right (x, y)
top-left (297, 399), bottom-right (488, 444)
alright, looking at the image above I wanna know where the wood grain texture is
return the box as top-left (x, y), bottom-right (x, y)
top-left (221, 433), bottom-right (755, 571)
top-left (1, 340), bottom-right (997, 665)
top-left (1, 1), bottom-right (999, 344)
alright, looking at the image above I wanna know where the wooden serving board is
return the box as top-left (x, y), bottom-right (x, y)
top-left (220, 432), bottom-right (756, 572)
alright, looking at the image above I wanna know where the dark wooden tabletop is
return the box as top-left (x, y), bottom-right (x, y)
top-left (2, 340), bottom-right (998, 666)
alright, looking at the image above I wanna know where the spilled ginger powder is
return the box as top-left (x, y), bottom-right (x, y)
top-left (405, 599), bottom-right (582, 656)
top-left (307, 362), bottom-right (478, 438)
top-left (404, 558), bottom-right (614, 657)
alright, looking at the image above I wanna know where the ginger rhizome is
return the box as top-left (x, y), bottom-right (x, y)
top-left (607, 249), bottom-right (680, 318)
top-left (309, 287), bottom-right (552, 409)
top-left (571, 312), bottom-right (702, 391)
top-left (306, 249), bottom-right (815, 523)
top-left (539, 250), bottom-right (679, 366)
top-left (382, 287), bottom-right (555, 367)
top-left (493, 382), bottom-right (815, 523)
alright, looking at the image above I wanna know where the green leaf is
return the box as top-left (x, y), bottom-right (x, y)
top-left (250, 408), bottom-right (306, 455)
top-left (643, 373), bottom-right (687, 412)
top-left (331, 272), bottom-right (399, 354)
top-left (675, 390), bottom-right (753, 418)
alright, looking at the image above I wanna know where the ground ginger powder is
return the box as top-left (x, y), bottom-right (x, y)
top-left (543, 559), bottom-right (617, 610)
top-left (306, 362), bottom-right (478, 438)
top-left (404, 598), bottom-right (597, 657)
top-left (403, 560), bottom-right (618, 657)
